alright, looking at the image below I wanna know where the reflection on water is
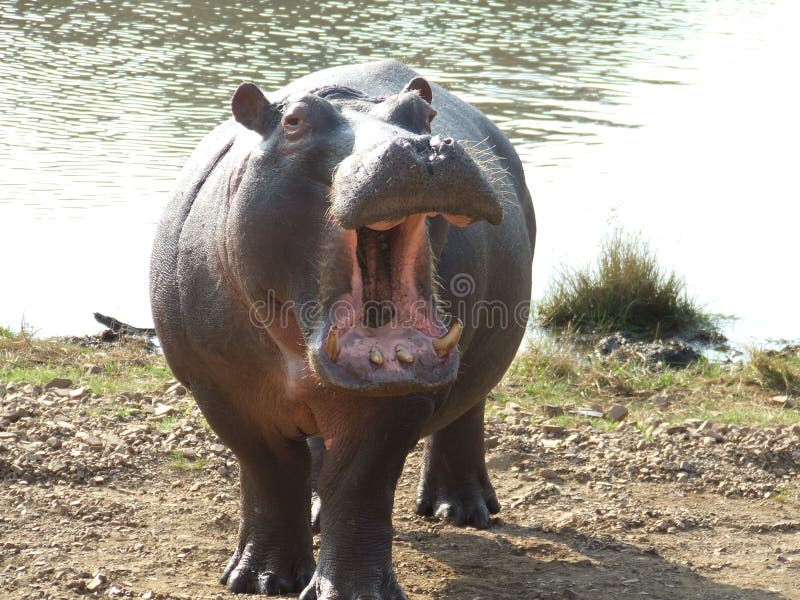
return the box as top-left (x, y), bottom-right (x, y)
top-left (0, 0), bottom-right (798, 342)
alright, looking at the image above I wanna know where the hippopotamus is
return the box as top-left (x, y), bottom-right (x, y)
top-left (150, 60), bottom-right (535, 599)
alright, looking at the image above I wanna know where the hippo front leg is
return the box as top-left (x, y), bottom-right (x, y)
top-left (221, 450), bottom-right (316, 594)
top-left (300, 398), bottom-right (432, 600)
top-left (192, 385), bottom-right (315, 595)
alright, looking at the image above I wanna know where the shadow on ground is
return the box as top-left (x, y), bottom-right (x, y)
top-left (404, 524), bottom-right (785, 600)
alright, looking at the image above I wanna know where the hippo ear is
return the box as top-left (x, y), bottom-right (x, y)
top-left (403, 76), bottom-right (433, 105)
top-left (231, 83), bottom-right (271, 135)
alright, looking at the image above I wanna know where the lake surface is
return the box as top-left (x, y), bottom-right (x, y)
top-left (1, 0), bottom-right (798, 345)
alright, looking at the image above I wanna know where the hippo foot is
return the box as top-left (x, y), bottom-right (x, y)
top-left (416, 479), bottom-right (500, 529)
top-left (299, 571), bottom-right (407, 600)
top-left (221, 543), bottom-right (315, 595)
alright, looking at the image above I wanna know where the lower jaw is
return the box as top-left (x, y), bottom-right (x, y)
top-left (308, 311), bottom-right (463, 396)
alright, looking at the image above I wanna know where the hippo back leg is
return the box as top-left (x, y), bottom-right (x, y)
top-left (191, 383), bottom-right (315, 594)
top-left (415, 397), bottom-right (500, 528)
top-left (415, 323), bottom-right (523, 528)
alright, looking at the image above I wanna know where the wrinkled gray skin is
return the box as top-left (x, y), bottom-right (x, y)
top-left (150, 60), bottom-right (535, 599)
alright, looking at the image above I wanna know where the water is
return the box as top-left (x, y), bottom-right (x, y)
top-left (1, 0), bottom-right (798, 345)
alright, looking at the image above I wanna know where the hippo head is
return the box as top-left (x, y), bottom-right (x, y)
top-left (225, 77), bottom-right (503, 396)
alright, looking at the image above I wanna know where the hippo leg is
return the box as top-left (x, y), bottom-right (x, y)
top-left (300, 398), bottom-right (432, 600)
top-left (308, 436), bottom-right (324, 533)
top-left (416, 398), bottom-right (500, 529)
top-left (193, 386), bottom-right (315, 595)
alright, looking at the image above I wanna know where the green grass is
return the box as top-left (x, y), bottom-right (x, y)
top-left (500, 340), bottom-right (800, 429)
top-left (157, 415), bottom-right (179, 432)
top-left (770, 485), bottom-right (798, 505)
top-left (538, 230), bottom-right (716, 338)
top-left (170, 451), bottom-right (210, 471)
top-left (0, 326), bottom-right (14, 340)
top-left (0, 331), bottom-right (172, 394)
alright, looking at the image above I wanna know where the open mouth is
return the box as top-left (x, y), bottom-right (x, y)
top-left (310, 213), bottom-right (463, 395)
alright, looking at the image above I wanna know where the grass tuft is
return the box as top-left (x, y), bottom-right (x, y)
top-left (171, 452), bottom-right (210, 471)
top-left (747, 347), bottom-right (800, 396)
top-left (538, 230), bottom-right (715, 338)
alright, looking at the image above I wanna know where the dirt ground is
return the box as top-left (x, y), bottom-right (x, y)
top-left (1, 381), bottom-right (799, 600)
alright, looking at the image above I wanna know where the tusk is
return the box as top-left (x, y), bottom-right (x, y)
top-left (369, 346), bottom-right (385, 366)
top-left (432, 320), bottom-right (463, 357)
top-left (325, 327), bottom-right (340, 361)
top-left (395, 344), bottom-right (414, 364)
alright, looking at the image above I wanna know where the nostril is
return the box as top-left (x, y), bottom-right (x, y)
top-left (430, 135), bottom-right (454, 148)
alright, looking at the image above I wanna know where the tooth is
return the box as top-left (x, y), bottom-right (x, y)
top-left (369, 346), bottom-right (385, 366)
top-left (325, 327), bottom-right (340, 361)
top-left (395, 344), bottom-right (414, 363)
top-left (432, 320), bottom-right (463, 357)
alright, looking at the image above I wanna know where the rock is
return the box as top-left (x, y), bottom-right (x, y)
top-left (659, 424), bottom-right (688, 435)
top-left (179, 448), bottom-right (197, 460)
top-left (605, 404), bottom-right (629, 422)
top-left (650, 394), bottom-right (671, 408)
top-left (85, 573), bottom-right (106, 591)
top-left (154, 403), bottom-right (176, 417)
top-left (539, 468), bottom-right (559, 480)
top-left (0, 408), bottom-right (26, 422)
top-left (791, 423), bottom-right (800, 437)
top-left (50, 461), bottom-right (67, 473)
top-left (46, 436), bottom-right (62, 449)
top-left (209, 443), bottom-right (226, 454)
top-left (595, 333), bottom-right (629, 356)
top-left (69, 386), bottom-right (88, 400)
top-left (540, 404), bottom-right (564, 417)
top-left (542, 425), bottom-right (565, 435)
top-left (102, 433), bottom-right (126, 447)
top-left (167, 382), bottom-right (188, 397)
top-left (703, 430), bottom-right (724, 443)
top-left (574, 408), bottom-right (604, 419)
top-left (44, 377), bottom-right (73, 390)
top-left (77, 432), bottom-right (103, 448)
top-left (770, 395), bottom-right (796, 409)
top-left (83, 364), bottom-right (102, 375)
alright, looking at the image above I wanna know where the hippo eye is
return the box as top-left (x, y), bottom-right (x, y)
top-left (425, 108), bottom-right (437, 133)
top-left (282, 103), bottom-right (310, 140)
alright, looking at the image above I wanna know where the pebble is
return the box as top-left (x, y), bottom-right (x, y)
top-left (167, 382), bottom-right (187, 397)
top-left (605, 404), bottom-right (629, 422)
top-left (44, 377), bottom-right (73, 390)
top-left (154, 403), bottom-right (175, 417)
top-left (85, 573), bottom-right (106, 591)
